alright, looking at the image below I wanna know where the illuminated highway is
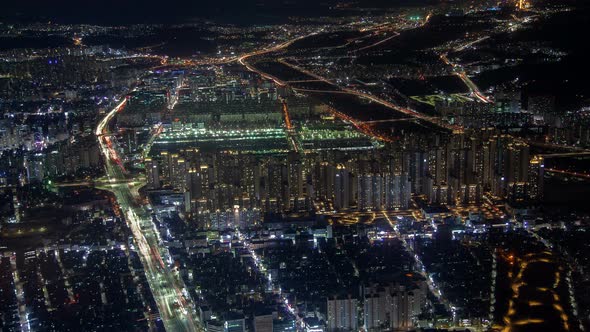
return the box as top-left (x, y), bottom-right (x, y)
top-left (275, 58), bottom-right (459, 132)
top-left (243, 52), bottom-right (457, 137)
top-left (527, 140), bottom-right (590, 154)
top-left (353, 31), bottom-right (400, 52)
top-left (540, 151), bottom-right (590, 158)
top-left (323, 105), bottom-right (395, 142)
top-left (353, 13), bottom-right (431, 53)
top-left (440, 53), bottom-right (492, 104)
top-left (235, 24), bottom-right (459, 134)
top-left (545, 168), bottom-right (590, 180)
top-left (280, 98), bottom-right (302, 152)
top-left (439, 36), bottom-right (494, 104)
top-left (237, 30), bottom-right (322, 85)
top-left (96, 98), bottom-right (202, 332)
top-left (237, 12), bottom-right (465, 136)
top-left (453, 36), bottom-right (490, 52)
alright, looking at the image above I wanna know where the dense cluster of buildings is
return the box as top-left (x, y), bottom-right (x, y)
top-left (0, 181), bottom-right (163, 331)
top-left (0, 247), bottom-right (160, 331)
top-left (2, 1), bottom-right (589, 331)
top-left (143, 119), bottom-right (544, 230)
top-left (0, 39), bottom-right (163, 188)
top-left (151, 204), bottom-right (433, 332)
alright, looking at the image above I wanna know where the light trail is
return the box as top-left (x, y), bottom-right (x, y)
top-left (540, 152), bottom-right (590, 158)
top-left (324, 106), bottom-right (394, 142)
top-left (96, 99), bottom-right (202, 332)
top-left (440, 53), bottom-right (492, 104)
top-left (236, 27), bottom-right (458, 133)
top-left (545, 168), bottom-right (590, 179)
top-left (353, 13), bottom-right (430, 53)
top-left (236, 30), bottom-right (321, 78)
top-left (280, 99), bottom-right (301, 152)
top-left (281, 99), bottom-right (293, 130)
top-left (353, 31), bottom-right (400, 52)
top-left (361, 118), bottom-right (421, 124)
top-left (526, 140), bottom-right (590, 154)
top-left (285, 79), bottom-right (326, 83)
top-left (453, 36), bottom-right (490, 52)
top-left (277, 59), bottom-right (459, 132)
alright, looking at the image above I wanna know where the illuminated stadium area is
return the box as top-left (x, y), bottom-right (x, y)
top-left (150, 122), bottom-right (382, 156)
top-left (150, 127), bottom-right (290, 154)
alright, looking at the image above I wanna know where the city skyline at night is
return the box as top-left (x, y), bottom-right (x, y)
top-left (1, 1), bottom-right (589, 332)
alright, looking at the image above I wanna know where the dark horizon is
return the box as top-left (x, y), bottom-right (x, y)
top-left (2, 0), bottom-right (440, 25)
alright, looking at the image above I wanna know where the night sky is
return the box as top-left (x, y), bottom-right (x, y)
top-left (4, 0), bottom-right (333, 24)
top-left (2, 0), bottom-right (437, 24)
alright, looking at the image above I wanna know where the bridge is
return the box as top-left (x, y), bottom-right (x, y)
top-left (539, 152), bottom-right (590, 159)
